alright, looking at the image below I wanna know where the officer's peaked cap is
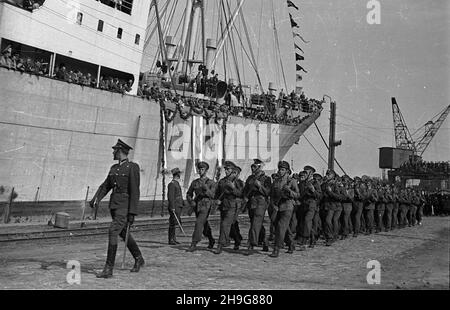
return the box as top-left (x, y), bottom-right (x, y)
top-left (224, 161), bottom-right (237, 169)
top-left (196, 161), bottom-right (209, 170)
top-left (234, 165), bottom-right (242, 173)
top-left (252, 158), bottom-right (264, 166)
top-left (112, 139), bottom-right (133, 153)
top-left (299, 171), bottom-right (308, 176)
top-left (303, 165), bottom-right (316, 173)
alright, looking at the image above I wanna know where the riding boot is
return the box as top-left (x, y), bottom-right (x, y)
top-left (97, 243), bottom-right (117, 278)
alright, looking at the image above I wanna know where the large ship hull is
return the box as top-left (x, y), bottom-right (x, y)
top-left (0, 68), bottom-right (321, 221)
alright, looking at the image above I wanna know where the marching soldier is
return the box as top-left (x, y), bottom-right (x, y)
top-left (90, 139), bottom-right (144, 278)
top-left (340, 176), bottom-right (354, 239)
top-left (409, 188), bottom-right (419, 226)
top-left (363, 178), bottom-right (378, 235)
top-left (398, 187), bottom-right (409, 228)
top-left (244, 159), bottom-right (272, 254)
top-left (297, 166), bottom-right (319, 250)
top-left (167, 168), bottom-right (184, 245)
top-left (186, 161), bottom-right (216, 252)
top-left (321, 169), bottom-right (339, 246)
top-left (229, 165), bottom-right (245, 250)
top-left (417, 190), bottom-right (425, 226)
top-left (214, 161), bottom-right (244, 254)
top-left (352, 176), bottom-right (365, 237)
top-left (269, 161), bottom-right (300, 257)
top-left (375, 181), bottom-right (387, 233)
top-left (311, 173), bottom-right (323, 247)
top-left (333, 176), bottom-right (344, 240)
top-left (384, 184), bottom-right (394, 232)
top-left (391, 184), bottom-right (400, 230)
top-left (268, 172), bottom-right (280, 242)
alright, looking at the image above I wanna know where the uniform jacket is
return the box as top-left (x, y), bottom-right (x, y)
top-left (95, 159), bottom-right (140, 215)
top-left (215, 175), bottom-right (244, 211)
top-left (244, 170), bottom-right (272, 210)
top-left (186, 177), bottom-right (216, 205)
top-left (167, 179), bottom-right (184, 211)
top-left (270, 174), bottom-right (300, 212)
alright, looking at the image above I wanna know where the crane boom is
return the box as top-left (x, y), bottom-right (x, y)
top-left (415, 105), bottom-right (450, 156)
top-left (392, 97), bottom-right (416, 152)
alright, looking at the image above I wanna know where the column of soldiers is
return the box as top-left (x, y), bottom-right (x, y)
top-left (167, 159), bottom-right (426, 258)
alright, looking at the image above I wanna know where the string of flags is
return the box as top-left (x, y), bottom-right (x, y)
top-left (287, 0), bottom-right (308, 83)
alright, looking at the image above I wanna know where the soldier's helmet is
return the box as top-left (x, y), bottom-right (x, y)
top-left (354, 176), bottom-right (362, 183)
top-left (112, 139), bottom-right (133, 154)
top-left (326, 169), bottom-right (336, 177)
top-left (196, 161), bottom-right (209, 170)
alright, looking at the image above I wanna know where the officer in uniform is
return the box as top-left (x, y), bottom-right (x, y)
top-left (297, 166), bottom-right (319, 250)
top-left (269, 161), bottom-right (299, 257)
top-left (352, 176), bottom-right (365, 237)
top-left (333, 176), bottom-right (345, 240)
top-left (214, 161), bottom-right (244, 254)
top-left (340, 175), bottom-right (354, 239)
top-left (186, 161), bottom-right (216, 252)
top-left (167, 167), bottom-right (184, 245)
top-left (90, 139), bottom-right (144, 278)
top-left (229, 165), bottom-right (244, 250)
top-left (244, 159), bottom-right (272, 254)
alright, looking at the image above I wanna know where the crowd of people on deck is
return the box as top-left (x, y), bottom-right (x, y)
top-left (399, 160), bottom-right (450, 175)
top-left (1, 45), bottom-right (134, 94)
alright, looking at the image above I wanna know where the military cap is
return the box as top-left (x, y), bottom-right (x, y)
top-left (171, 167), bottom-right (182, 176)
top-left (112, 139), bottom-right (133, 153)
top-left (342, 175), bottom-right (353, 182)
top-left (224, 161), bottom-right (237, 169)
top-left (278, 160), bottom-right (290, 170)
top-left (313, 173), bottom-right (323, 180)
top-left (292, 173), bottom-right (299, 179)
top-left (299, 171), bottom-right (308, 176)
top-left (234, 165), bottom-right (242, 173)
top-left (196, 161), bottom-right (209, 170)
top-left (326, 169), bottom-right (336, 176)
top-left (303, 165), bottom-right (316, 173)
top-left (354, 176), bottom-right (362, 182)
top-left (252, 158), bottom-right (264, 166)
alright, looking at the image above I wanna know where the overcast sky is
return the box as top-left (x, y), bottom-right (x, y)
top-left (142, 0), bottom-right (449, 177)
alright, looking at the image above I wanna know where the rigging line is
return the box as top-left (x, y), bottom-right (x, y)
top-left (239, 9), bottom-right (264, 91)
top-left (224, 0), bottom-right (242, 85)
top-left (313, 122), bottom-right (347, 175)
top-left (303, 134), bottom-right (328, 165)
top-left (219, 0), bottom-right (227, 80)
top-left (55, 0), bottom-right (146, 30)
top-left (339, 123), bottom-right (382, 147)
top-left (272, 1), bottom-right (288, 92)
top-left (9, 6), bottom-right (143, 66)
top-left (256, 0), bottom-right (264, 69)
top-left (144, 0), bottom-right (172, 51)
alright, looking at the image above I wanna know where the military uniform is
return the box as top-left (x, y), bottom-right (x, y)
top-left (375, 185), bottom-right (387, 233)
top-left (340, 178), bottom-right (354, 239)
top-left (384, 186), bottom-right (394, 231)
top-left (311, 174), bottom-right (323, 245)
top-left (352, 177), bottom-right (366, 237)
top-left (244, 161), bottom-right (272, 251)
top-left (167, 168), bottom-right (184, 244)
top-left (297, 169), bottom-right (319, 249)
top-left (398, 189), bottom-right (409, 228)
top-left (363, 181), bottom-right (378, 234)
top-left (409, 190), bottom-right (419, 226)
top-left (91, 139), bottom-right (144, 278)
top-left (186, 162), bottom-right (216, 251)
top-left (214, 162), bottom-right (244, 253)
top-left (391, 186), bottom-right (400, 229)
top-left (320, 173), bottom-right (339, 245)
top-left (332, 179), bottom-right (345, 240)
top-left (269, 161), bottom-right (300, 257)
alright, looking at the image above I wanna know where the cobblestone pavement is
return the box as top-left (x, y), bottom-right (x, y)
top-left (0, 216), bottom-right (448, 290)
